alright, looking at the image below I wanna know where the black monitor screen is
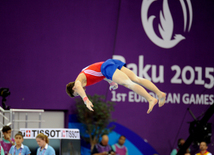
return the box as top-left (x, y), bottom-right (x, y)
top-left (61, 139), bottom-right (81, 155)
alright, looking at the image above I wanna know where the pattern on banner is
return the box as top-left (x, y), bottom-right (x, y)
top-left (141, 0), bottom-right (193, 49)
top-left (62, 130), bottom-right (66, 138)
top-left (26, 130), bottom-right (31, 137)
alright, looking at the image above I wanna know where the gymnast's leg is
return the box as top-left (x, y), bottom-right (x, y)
top-left (112, 69), bottom-right (158, 114)
top-left (120, 66), bottom-right (166, 107)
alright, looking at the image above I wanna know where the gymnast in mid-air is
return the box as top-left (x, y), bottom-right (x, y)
top-left (66, 59), bottom-right (166, 114)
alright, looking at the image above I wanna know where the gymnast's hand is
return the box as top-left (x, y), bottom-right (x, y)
top-left (109, 82), bottom-right (118, 91)
top-left (83, 97), bottom-right (94, 111)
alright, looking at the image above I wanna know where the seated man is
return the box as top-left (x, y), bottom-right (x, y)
top-left (196, 141), bottom-right (212, 155)
top-left (91, 135), bottom-right (115, 155)
top-left (112, 135), bottom-right (128, 155)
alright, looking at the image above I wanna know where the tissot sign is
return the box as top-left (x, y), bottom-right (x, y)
top-left (20, 128), bottom-right (80, 139)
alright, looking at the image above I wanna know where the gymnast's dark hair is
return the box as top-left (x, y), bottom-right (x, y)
top-left (2, 126), bottom-right (11, 133)
top-left (15, 131), bottom-right (24, 138)
top-left (66, 82), bottom-right (75, 98)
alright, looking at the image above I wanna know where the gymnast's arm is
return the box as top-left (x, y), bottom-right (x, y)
top-left (74, 80), bottom-right (87, 98)
top-left (74, 75), bottom-right (94, 111)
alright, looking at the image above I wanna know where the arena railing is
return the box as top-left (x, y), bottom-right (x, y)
top-left (0, 107), bottom-right (44, 138)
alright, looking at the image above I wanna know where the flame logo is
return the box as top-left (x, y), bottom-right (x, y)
top-left (141, 0), bottom-right (193, 49)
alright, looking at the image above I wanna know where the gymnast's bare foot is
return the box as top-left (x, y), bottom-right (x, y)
top-left (157, 92), bottom-right (166, 107)
top-left (147, 98), bottom-right (158, 114)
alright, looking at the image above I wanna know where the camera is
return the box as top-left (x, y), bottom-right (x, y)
top-left (0, 88), bottom-right (10, 98)
top-left (0, 88), bottom-right (10, 110)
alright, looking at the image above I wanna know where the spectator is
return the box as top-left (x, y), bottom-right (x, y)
top-left (91, 134), bottom-right (115, 155)
top-left (0, 126), bottom-right (15, 155)
top-left (170, 138), bottom-right (190, 155)
top-left (112, 135), bottom-right (128, 155)
top-left (8, 131), bottom-right (31, 155)
top-left (36, 133), bottom-right (56, 155)
top-left (195, 141), bottom-right (212, 155)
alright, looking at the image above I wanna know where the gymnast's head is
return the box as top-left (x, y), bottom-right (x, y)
top-left (66, 82), bottom-right (78, 97)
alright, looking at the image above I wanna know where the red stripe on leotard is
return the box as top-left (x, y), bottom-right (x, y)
top-left (80, 62), bottom-right (105, 86)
